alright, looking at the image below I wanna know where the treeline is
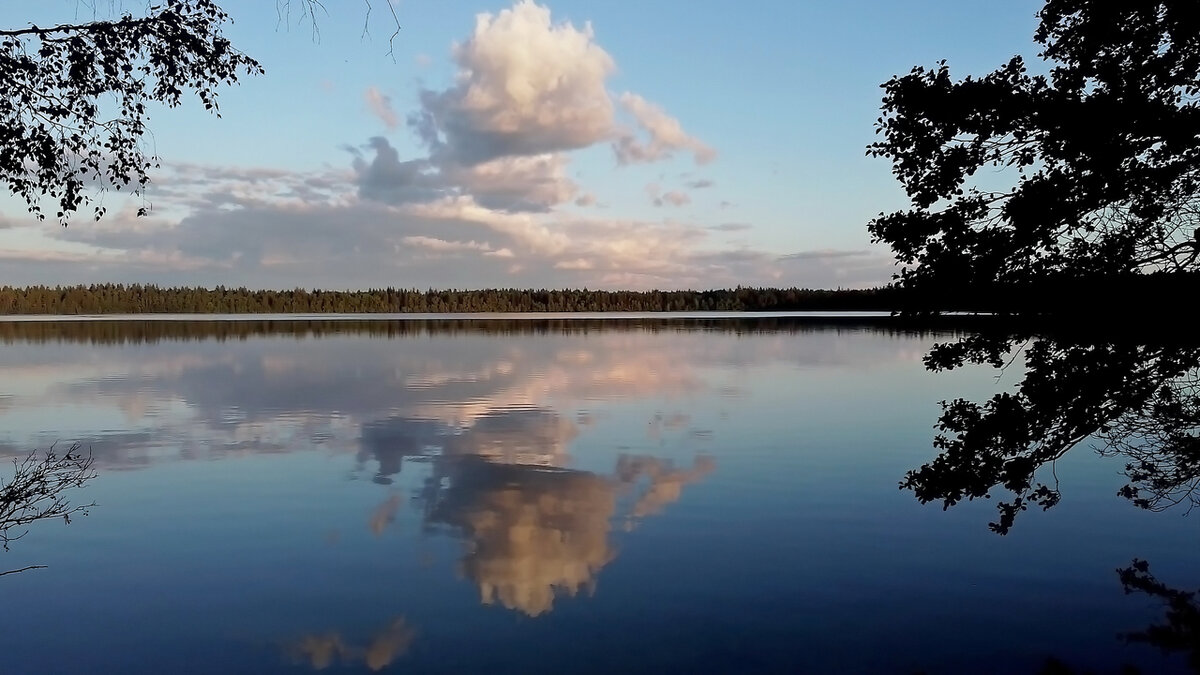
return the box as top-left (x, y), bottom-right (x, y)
top-left (0, 284), bottom-right (898, 315)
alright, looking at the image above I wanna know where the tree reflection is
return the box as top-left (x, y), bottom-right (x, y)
top-left (1117, 559), bottom-right (1200, 671)
top-left (907, 328), bottom-right (1200, 671)
top-left (905, 329), bottom-right (1200, 534)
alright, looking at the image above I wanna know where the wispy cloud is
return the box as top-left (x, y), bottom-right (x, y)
top-left (364, 86), bottom-right (399, 129)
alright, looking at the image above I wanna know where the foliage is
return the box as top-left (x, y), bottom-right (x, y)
top-left (0, 1), bottom-right (262, 224)
top-left (877, 1), bottom-right (1200, 533)
top-left (869, 0), bottom-right (1200, 296)
top-left (0, 444), bottom-right (95, 561)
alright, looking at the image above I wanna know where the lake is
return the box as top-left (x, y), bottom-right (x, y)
top-left (0, 316), bottom-right (1196, 674)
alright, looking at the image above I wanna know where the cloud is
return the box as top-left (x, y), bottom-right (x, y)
top-left (413, 1), bottom-right (616, 164)
top-left (445, 153), bottom-right (578, 211)
top-left (0, 2), bottom-right (754, 290)
top-left (364, 86), bottom-right (399, 129)
top-left (614, 93), bottom-right (716, 165)
top-left (686, 179), bottom-right (715, 189)
top-left (645, 182), bottom-right (690, 208)
top-left (708, 222), bottom-right (751, 232)
top-left (554, 258), bottom-right (593, 270)
top-left (33, 167), bottom-right (895, 290)
top-left (352, 137), bottom-right (577, 213)
top-left (659, 191), bottom-right (690, 207)
top-left (777, 249), bottom-right (870, 261)
top-left (352, 137), bottom-right (442, 206)
top-left (401, 236), bottom-right (494, 254)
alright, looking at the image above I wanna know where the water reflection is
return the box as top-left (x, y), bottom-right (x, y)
top-left (903, 326), bottom-right (1200, 672)
top-left (904, 329), bottom-right (1200, 533)
top-left (288, 617), bottom-right (416, 671)
top-left (0, 318), bottom-right (928, 471)
top-left (428, 459), bottom-right (616, 616)
top-left (417, 453), bottom-right (713, 616)
top-left (23, 318), bottom-right (1162, 672)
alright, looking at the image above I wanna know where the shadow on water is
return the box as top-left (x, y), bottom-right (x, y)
top-left (903, 324), bottom-right (1200, 672)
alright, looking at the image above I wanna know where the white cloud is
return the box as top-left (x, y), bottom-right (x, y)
top-left (414, 1), bottom-right (617, 164)
top-left (614, 93), bottom-right (716, 165)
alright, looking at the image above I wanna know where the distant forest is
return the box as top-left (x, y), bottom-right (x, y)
top-left (0, 273), bottom-right (1195, 315)
top-left (0, 284), bottom-right (897, 314)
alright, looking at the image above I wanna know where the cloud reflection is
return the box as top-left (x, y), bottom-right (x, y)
top-left (429, 459), bottom-right (616, 616)
top-left (288, 617), bottom-right (416, 671)
top-left (416, 452), bottom-right (714, 617)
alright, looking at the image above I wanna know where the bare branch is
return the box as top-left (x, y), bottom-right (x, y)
top-left (0, 564), bottom-right (48, 577)
top-left (0, 443), bottom-right (97, 552)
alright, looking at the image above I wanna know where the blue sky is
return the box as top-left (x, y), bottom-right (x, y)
top-left (0, 0), bottom-right (1044, 290)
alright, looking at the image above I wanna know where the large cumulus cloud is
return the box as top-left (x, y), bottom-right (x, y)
top-left (0, 1), bottom-right (897, 291)
top-left (414, 1), bottom-right (616, 164)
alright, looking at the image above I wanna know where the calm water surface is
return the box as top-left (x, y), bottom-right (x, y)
top-left (0, 317), bottom-right (1196, 674)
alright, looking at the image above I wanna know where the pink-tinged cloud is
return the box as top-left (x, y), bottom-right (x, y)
top-left (614, 93), bottom-right (716, 165)
top-left (364, 86), bottom-right (399, 129)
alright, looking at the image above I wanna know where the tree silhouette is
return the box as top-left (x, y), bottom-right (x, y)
top-left (0, 1), bottom-right (263, 224)
top-left (0, 1), bottom-right (402, 226)
top-left (869, 0), bottom-right (1200, 300)
top-left (0, 444), bottom-right (96, 575)
top-left (873, 1), bottom-right (1200, 532)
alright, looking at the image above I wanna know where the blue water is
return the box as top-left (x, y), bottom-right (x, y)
top-left (0, 318), bottom-right (1195, 673)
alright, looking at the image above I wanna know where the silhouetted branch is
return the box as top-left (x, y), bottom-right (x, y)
top-left (0, 564), bottom-right (48, 577)
top-left (275, 0), bottom-right (402, 56)
top-left (0, 443), bottom-right (96, 552)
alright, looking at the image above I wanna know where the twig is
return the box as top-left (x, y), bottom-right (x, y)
top-left (0, 565), bottom-right (48, 577)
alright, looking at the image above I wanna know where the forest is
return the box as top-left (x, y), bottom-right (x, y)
top-left (0, 284), bottom-right (898, 314)
top-left (0, 273), bottom-right (1195, 316)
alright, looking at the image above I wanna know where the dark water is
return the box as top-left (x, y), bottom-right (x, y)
top-left (0, 317), bottom-right (1196, 674)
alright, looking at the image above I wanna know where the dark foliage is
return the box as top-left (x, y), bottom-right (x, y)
top-left (869, 0), bottom-right (1200, 298)
top-left (876, 1), bottom-right (1200, 533)
top-left (0, 1), bottom-right (262, 224)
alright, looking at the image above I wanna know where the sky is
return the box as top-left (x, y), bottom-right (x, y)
top-left (0, 0), bottom-right (1045, 290)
